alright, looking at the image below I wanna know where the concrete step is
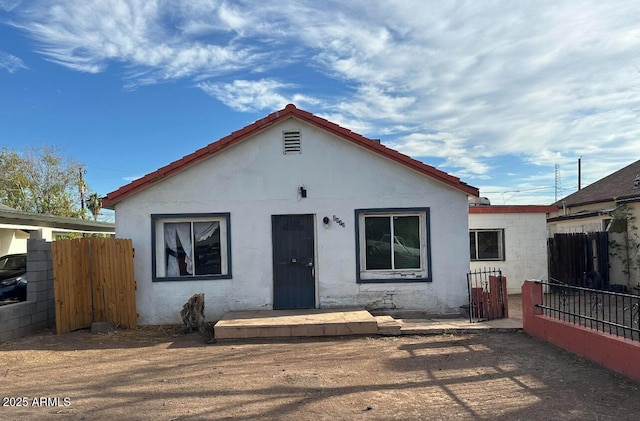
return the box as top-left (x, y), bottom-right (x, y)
top-left (374, 315), bottom-right (402, 336)
top-left (398, 317), bottom-right (523, 334)
top-left (214, 309), bottom-right (379, 339)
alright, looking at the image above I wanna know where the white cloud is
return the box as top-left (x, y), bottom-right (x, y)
top-left (0, 50), bottom-right (28, 73)
top-left (0, 0), bottom-right (20, 12)
top-left (4, 0), bottom-right (640, 204)
top-left (122, 174), bottom-right (144, 182)
top-left (387, 132), bottom-right (491, 177)
top-left (7, 0), bottom-right (257, 79)
top-left (198, 79), bottom-right (319, 112)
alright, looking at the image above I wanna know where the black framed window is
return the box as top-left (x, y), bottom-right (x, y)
top-left (469, 229), bottom-right (504, 261)
top-left (151, 213), bottom-right (231, 281)
top-left (356, 208), bottom-right (431, 283)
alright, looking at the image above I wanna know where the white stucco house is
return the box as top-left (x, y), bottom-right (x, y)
top-left (469, 204), bottom-right (555, 294)
top-left (103, 104), bottom-right (479, 324)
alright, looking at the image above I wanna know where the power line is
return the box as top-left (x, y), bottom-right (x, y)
top-left (481, 186), bottom-right (553, 194)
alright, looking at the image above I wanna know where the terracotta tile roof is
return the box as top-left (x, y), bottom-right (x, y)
top-left (103, 104), bottom-right (478, 208)
top-left (553, 159), bottom-right (640, 208)
top-left (469, 205), bottom-right (556, 214)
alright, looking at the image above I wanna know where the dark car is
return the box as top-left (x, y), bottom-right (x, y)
top-left (0, 253), bottom-right (27, 302)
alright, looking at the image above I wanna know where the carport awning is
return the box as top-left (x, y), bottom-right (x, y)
top-left (0, 209), bottom-right (114, 234)
top-left (547, 207), bottom-right (615, 223)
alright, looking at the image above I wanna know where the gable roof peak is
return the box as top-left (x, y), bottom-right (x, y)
top-left (103, 105), bottom-right (478, 207)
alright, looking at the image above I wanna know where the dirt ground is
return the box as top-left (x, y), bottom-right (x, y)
top-left (1, 327), bottom-right (639, 421)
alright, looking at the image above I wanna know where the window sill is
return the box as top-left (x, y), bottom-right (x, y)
top-left (152, 274), bottom-right (232, 282)
top-left (357, 277), bottom-right (431, 284)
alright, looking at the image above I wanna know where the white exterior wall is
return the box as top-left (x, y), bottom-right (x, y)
top-left (115, 117), bottom-right (471, 324)
top-left (608, 202), bottom-right (640, 287)
top-left (469, 212), bottom-right (549, 294)
top-left (0, 229), bottom-right (29, 256)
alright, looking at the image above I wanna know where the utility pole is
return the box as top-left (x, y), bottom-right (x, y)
top-left (578, 156), bottom-right (582, 190)
top-left (79, 167), bottom-right (86, 218)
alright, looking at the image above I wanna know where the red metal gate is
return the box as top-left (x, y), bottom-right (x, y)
top-left (467, 268), bottom-right (509, 322)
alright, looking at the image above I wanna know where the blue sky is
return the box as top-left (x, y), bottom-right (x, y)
top-left (1, 0), bottom-right (640, 214)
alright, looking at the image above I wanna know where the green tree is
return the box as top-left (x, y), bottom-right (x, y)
top-left (85, 192), bottom-right (102, 221)
top-left (0, 145), bottom-right (86, 218)
top-left (609, 204), bottom-right (640, 286)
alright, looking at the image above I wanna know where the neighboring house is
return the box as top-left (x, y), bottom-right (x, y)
top-left (469, 204), bottom-right (556, 294)
top-left (547, 159), bottom-right (640, 288)
top-left (547, 159), bottom-right (640, 235)
top-left (103, 104), bottom-right (479, 324)
top-left (0, 204), bottom-right (114, 256)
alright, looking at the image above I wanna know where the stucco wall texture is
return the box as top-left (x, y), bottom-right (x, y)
top-left (470, 211), bottom-right (549, 294)
top-left (115, 118), bottom-right (471, 324)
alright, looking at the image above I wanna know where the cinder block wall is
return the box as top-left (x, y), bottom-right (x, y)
top-left (469, 211), bottom-right (549, 294)
top-left (0, 239), bottom-right (55, 342)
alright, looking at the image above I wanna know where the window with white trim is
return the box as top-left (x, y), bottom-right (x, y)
top-left (356, 208), bottom-right (431, 283)
top-left (469, 229), bottom-right (504, 261)
top-left (152, 213), bottom-right (231, 281)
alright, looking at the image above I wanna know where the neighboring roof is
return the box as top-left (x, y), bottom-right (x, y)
top-left (546, 207), bottom-right (616, 223)
top-left (469, 205), bottom-right (557, 214)
top-left (553, 159), bottom-right (640, 208)
top-left (0, 207), bottom-right (114, 233)
top-left (103, 104), bottom-right (479, 208)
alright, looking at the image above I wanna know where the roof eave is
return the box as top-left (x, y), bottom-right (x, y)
top-left (547, 209), bottom-right (613, 223)
top-left (0, 209), bottom-right (115, 232)
top-left (469, 205), bottom-right (557, 214)
top-left (556, 193), bottom-right (640, 209)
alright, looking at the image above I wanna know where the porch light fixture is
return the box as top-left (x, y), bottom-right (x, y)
top-left (299, 185), bottom-right (307, 198)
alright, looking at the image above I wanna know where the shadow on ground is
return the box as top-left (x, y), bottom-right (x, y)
top-left (1, 327), bottom-right (638, 420)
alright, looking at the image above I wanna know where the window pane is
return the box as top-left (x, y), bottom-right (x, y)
top-left (393, 216), bottom-right (420, 269)
top-left (194, 222), bottom-right (221, 275)
top-left (477, 231), bottom-right (500, 259)
top-left (365, 217), bottom-right (392, 269)
top-left (155, 215), bottom-right (230, 280)
top-left (469, 232), bottom-right (477, 260)
top-left (165, 222), bottom-right (191, 276)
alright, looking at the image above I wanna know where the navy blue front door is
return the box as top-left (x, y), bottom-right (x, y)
top-left (272, 215), bottom-right (315, 309)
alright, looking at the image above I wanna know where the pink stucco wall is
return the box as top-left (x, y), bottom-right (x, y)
top-left (522, 281), bottom-right (640, 382)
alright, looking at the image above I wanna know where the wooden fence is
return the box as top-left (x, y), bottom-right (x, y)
top-left (52, 237), bottom-right (137, 334)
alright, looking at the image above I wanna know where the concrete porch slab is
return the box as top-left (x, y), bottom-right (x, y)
top-left (213, 308), bottom-right (523, 340)
top-left (214, 308), bottom-right (379, 339)
top-left (397, 316), bottom-right (523, 335)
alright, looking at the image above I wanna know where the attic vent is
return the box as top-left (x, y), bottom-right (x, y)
top-left (283, 130), bottom-right (301, 154)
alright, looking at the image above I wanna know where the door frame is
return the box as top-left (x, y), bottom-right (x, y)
top-left (271, 214), bottom-right (318, 309)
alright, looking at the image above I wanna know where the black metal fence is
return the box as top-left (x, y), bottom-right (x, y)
top-left (536, 279), bottom-right (640, 342)
top-left (466, 268), bottom-right (506, 323)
